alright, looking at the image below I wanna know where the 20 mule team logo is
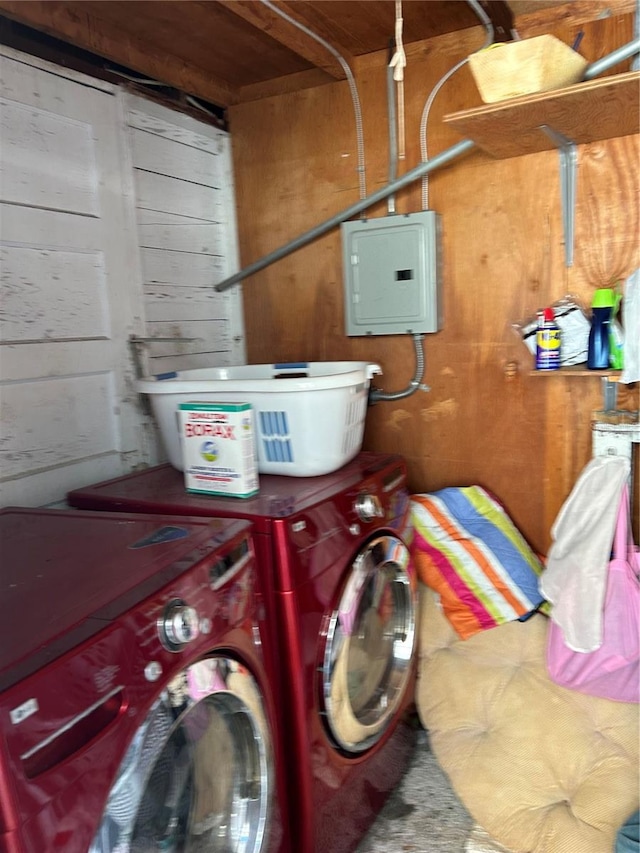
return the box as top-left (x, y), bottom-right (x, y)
top-left (200, 440), bottom-right (219, 462)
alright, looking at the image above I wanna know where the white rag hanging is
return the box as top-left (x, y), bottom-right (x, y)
top-left (621, 267), bottom-right (640, 383)
top-left (540, 454), bottom-right (630, 652)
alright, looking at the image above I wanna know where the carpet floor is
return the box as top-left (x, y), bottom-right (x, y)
top-left (356, 727), bottom-right (475, 853)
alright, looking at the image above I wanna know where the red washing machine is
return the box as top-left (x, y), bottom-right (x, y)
top-left (68, 451), bottom-right (419, 853)
top-left (0, 508), bottom-right (287, 853)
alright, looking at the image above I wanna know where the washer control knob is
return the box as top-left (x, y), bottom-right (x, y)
top-left (161, 601), bottom-right (200, 650)
top-left (144, 661), bottom-right (163, 682)
top-left (354, 493), bottom-right (383, 523)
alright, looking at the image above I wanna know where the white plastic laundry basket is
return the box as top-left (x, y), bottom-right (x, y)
top-left (136, 362), bottom-right (382, 477)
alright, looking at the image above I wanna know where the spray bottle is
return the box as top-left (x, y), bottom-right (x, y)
top-left (535, 307), bottom-right (561, 370)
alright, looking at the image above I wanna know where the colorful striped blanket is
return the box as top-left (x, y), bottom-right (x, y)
top-left (409, 486), bottom-right (545, 639)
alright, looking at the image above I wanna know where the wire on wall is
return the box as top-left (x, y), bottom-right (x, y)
top-left (373, 0), bottom-right (495, 405)
top-left (261, 0), bottom-right (368, 201)
top-left (419, 0), bottom-right (494, 210)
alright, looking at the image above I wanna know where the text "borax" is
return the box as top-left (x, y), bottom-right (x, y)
top-left (184, 423), bottom-right (236, 439)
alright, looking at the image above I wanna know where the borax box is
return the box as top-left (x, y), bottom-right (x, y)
top-left (178, 402), bottom-right (259, 498)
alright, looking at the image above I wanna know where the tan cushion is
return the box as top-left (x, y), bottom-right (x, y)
top-left (417, 584), bottom-right (640, 853)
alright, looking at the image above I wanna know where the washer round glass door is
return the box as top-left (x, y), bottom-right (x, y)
top-left (90, 655), bottom-right (272, 853)
top-left (322, 533), bottom-right (416, 753)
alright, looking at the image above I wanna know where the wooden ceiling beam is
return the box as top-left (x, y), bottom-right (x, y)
top-left (0, 0), bottom-right (239, 106)
top-left (237, 67), bottom-right (335, 104)
top-left (217, 0), bottom-right (349, 80)
top-left (511, 0), bottom-right (636, 36)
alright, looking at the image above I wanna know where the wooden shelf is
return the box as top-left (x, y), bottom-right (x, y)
top-left (444, 71), bottom-right (640, 159)
top-left (529, 365), bottom-right (623, 380)
top-left (592, 412), bottom-right (639, 426)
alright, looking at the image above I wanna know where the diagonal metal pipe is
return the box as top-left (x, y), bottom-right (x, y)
top-left (215, 32), bottom-right (640, 294)
top-left (581, 35), bottom-right (640, 79)
top-left (214, 138), bottom-right (476, 291)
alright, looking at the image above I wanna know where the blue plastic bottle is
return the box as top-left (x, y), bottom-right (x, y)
top-left (587, 289), bottom-right (614, 369)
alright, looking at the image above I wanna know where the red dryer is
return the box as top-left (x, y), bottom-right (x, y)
top-left (0, 508), bottom-right (287, 853)
top-left (68, 451), bottom-right (419, 853)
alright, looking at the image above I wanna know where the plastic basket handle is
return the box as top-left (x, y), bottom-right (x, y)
top-left (273, 362), bottom-right (309, 379)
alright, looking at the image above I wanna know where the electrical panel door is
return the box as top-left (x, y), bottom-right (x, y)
top-left (341, 211), bottom-right (442, 336)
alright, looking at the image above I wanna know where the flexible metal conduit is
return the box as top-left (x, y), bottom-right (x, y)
top-left (370, 335), bottom-right (426, 403)
top-left (261, 0), bottom-right (368, 201)
top-left (214, 138), bottom-right (475, 292)
top-left (634, 0), bottom-right (640, 72)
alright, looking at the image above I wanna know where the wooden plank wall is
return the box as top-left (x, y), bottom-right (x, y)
top-left (0, 50), bottom-right (148, 506)
top-left (124, 94), bottom-right (246, 377)
top-left (228, 8), bottom-right (639, 554)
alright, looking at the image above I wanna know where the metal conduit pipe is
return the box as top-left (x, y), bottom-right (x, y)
top-left (369, 334), bottom-right (426, 403)
top-left (634, 0), bottom-right (640, 72)
top-left (372, 59), bottom-right (427, 404)
top-left (214, 138), bottom-right (476, 292)
top-left (387, 58), bottom-right (398, 215)
top-left (581, 36), bottom-right (640, 79)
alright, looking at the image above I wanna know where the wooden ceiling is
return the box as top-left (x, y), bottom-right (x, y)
top-left (0, 0), bottom-right (614, 108)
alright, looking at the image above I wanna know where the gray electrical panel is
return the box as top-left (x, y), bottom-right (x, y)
top-left (341, 210), bottom-right (442, 336)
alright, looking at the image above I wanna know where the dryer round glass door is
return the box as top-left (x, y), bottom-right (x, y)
top-left (322, 533), bottom-right (416, 753)
top-left (90, 656), bottom-right (272, 853)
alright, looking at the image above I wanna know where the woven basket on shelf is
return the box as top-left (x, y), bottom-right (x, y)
top-left (469, 34), bottom-right (589, 104)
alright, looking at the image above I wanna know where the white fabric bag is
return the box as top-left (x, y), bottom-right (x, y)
top-left (621, 267), bottom-right (640, 383)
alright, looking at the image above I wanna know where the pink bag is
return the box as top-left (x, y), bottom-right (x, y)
top-left (546, 485), bottom-right (640, 703)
